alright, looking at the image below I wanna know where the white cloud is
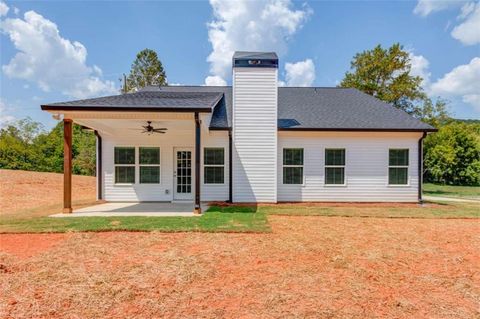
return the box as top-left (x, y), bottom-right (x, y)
top-left (205, 0), bottom-right (311, 84)
top-left (430, 57), bottom-right (480, 111)
top-left (458, 1), bottom-right (476, 19)
top-left (409, 52), bottom-right (431, 88)
top-left (284, 59), bottom-right (315, 86)
top-left (1, 10), bottom-right (117, 99)
top-left (0, 1), bottom-right (9, 16)
top-left (413, 0), bottom-right (462, 16)
top-left (204, 75), bottom-right (227, 86)
top-left (451, 2), bottom-right (480, 45)
top-left (0, 99), bottom-right (15, 127)
top-left (13, 6), bottom-right (19, 15)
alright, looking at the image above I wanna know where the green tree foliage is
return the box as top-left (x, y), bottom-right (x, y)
top-left (340, 43), bottom-right (425, 115)
top-left (424, 121), bottom-right (480, 186)
top-left (417, 97), bottom-right (450, 128)
top-left (125, 48), bottom-right (167, 92)
top-left (0, 118), bottom-right (96, 176)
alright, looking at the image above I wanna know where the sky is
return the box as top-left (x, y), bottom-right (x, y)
top-left (1, 0), bottom-right (479, 129)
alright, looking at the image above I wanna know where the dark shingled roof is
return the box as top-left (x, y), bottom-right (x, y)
top-left (41, 85), bottom-right (435, 132)
top-left (142, 86), bottom-right (435, 132)
top-left (233, 51), bottom-right (278, 60)
top-left (41, 91), bottom-right (223, 112)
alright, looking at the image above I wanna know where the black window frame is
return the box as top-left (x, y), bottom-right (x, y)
top-left (388, 149), bottom-right (409, 185)
top-left (204, 148), bottom-right (225, 184)
top-left (114, 146), bottom-right (136, 184)
top-left (139, 147), bottom-right (161, 184)
top-left (325, 148), bottom-right (346, 185)
top-left (283, 148), bottom-right (304, 185)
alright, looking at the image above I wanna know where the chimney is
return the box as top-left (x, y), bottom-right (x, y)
top-left (232, 51), bottom-right (278, 203)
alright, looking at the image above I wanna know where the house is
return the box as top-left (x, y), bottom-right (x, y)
top-left (41, 51), bottom-right (436, 214)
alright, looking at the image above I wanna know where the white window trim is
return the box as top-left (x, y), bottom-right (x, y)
top-left (203, 147), bottom-right (225, 185)
top-left (114, 146), bottom-right (136, 185)
top-left (283, 148), bottom-right (304, 185)
top-left (324, 148), bottom-right (347, 187)
top-left (388, 148), bottom-right (410, 187)
top-left (139, 146), bottom-right (161, 185)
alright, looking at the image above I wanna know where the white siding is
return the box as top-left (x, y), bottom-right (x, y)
top-left (83, 116), bottom-right (229, 202)
top-left (232, 67), bottom-right (278, 202)
top-left (278, 131), bottom-right (422, 202)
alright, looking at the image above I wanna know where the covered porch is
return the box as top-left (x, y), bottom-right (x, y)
top-left (41, 88), bottom-right (231, 215)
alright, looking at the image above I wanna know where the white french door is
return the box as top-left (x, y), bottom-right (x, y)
top-left (173, 148), bottom-right (194, 200)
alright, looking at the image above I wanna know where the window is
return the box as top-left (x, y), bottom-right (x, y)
top-left (283, 148), bottom-right (303, 184)
top-left (204, 148), bottom-right (224, 184)
top-left (140, 147), bottom-right (160, 184)
top-left (114, 147), bottom-right (135, 184)
top-left (389, 149), bottom-right (409, 185)
top-left (325, 149), bottom-right (345, 185)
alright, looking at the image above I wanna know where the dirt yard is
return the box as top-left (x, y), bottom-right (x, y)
top-left (1, 217), bottom-right (479, 318)
top-left (0, 169), bottom-right (96, 216)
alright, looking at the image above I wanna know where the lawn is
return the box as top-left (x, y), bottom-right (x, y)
top-left (2, 202), bottom-right (479, 233)
top-left (424, 183), bottom-right (480, 200)
top-left (0, 208), bottom-right (270, 233)
top-left (209, 201), bottom-right (480, 218)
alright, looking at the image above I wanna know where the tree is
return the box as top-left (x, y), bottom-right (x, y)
top-left (124, 49), bottom-right (167, 92)
top-left (424, 121), bottom-right (480, 186)
top-left (0, 118), bottom-right (96, 176)
top-left (340, 43), bottom-right (425, 114)
top-left (416, 97), bottom-right (450, 128)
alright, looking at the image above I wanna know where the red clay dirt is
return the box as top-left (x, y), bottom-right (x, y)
top-left (1, 217), bottom-right (479, 318)
top-left (0, 234), bottom-right (67, 259)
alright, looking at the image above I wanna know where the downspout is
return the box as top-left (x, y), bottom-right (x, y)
top-left (228, 128), bottom-right (233, 203)
top-left (418, 132), bottom-right (427, 203)
top-left (194, 112), bottom-right (201, 214)
top-left (94, 131), bottom-right (102, 200)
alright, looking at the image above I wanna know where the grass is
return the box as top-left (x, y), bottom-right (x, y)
top-left (0, 207), bottom-right (270, 233)
top-left (211, 201), bottom-right (480, 218)
top-left (423, 183), bottom-right (480, 200)
top-left (1, 200), bottom-right (478, 234)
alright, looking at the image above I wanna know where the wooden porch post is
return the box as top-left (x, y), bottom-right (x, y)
top-left (194, 112), bottom-right (201, 214)
top-left (63, 119), bottom-right (73, 213)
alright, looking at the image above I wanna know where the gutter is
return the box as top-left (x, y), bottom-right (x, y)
top-left (41, 105), bottom-right (213, 113)
top-left (228, 129), bottom-right (233, 203)
top-left (209, 127), bottom-right (437, 132)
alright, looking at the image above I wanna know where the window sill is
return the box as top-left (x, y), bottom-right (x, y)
top-left (203, 183), bottom-right (226, 186)
top-left (114, 183), bottom-right (135, 186)
top-left (387, 184), bottom-right (411, 188)
top-left (324, 184), bottom-right (347, 187)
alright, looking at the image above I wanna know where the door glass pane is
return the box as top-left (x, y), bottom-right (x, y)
top-left (176, 151), bottom-right (192, 193)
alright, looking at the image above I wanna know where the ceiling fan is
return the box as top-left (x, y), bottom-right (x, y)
top-left (130, 121), bottom-right (167, 134)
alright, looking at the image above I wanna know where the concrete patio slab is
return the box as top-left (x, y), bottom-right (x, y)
top-left (50, 202), bottom-right (209, 217)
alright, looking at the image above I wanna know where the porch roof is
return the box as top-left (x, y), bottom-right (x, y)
top-left (41, 91), bottom-right (223, 113)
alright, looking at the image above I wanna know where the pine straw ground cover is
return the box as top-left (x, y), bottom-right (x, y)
top-left (1, 216), bottom-right (479, 318)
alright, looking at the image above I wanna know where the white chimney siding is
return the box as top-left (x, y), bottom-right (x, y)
top-left (232, 60), bottom-right (279, 203)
